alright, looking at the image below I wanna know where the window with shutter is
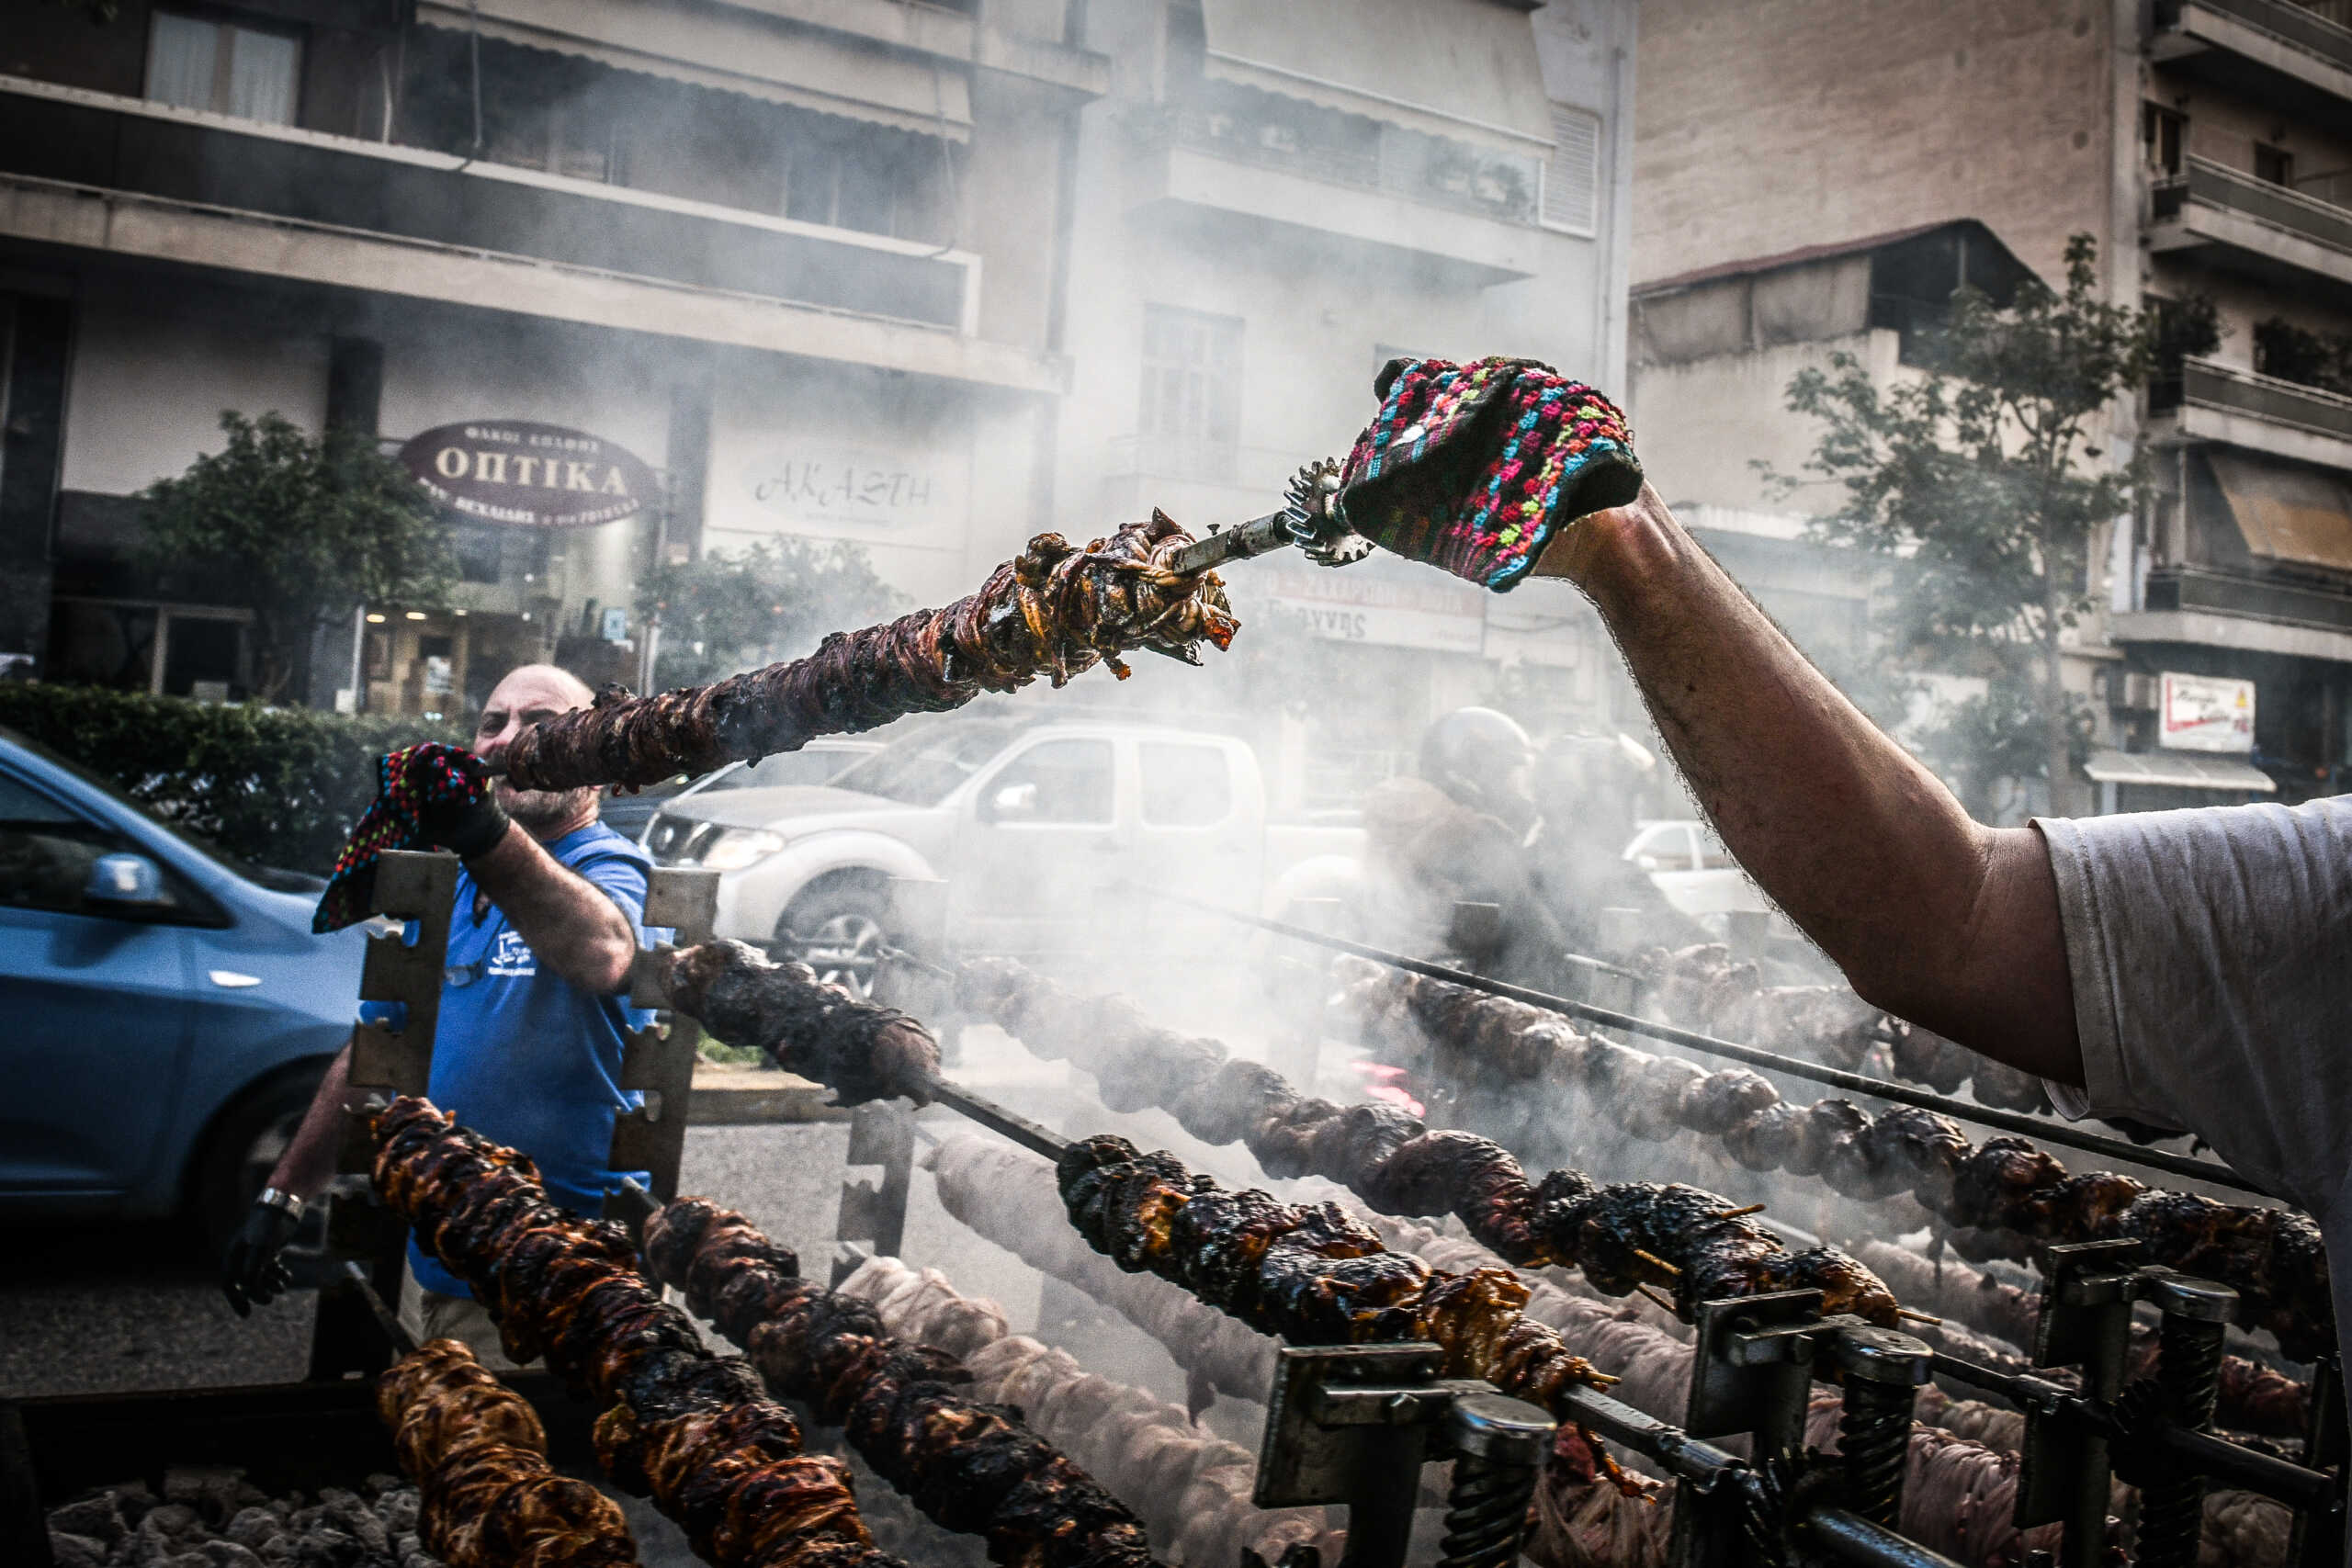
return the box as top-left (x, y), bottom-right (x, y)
top-left (1542, 105), bottom-right (1601, 236)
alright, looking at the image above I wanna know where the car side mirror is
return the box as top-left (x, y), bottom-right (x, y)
top-left (1635, 854), bottom-right (1659, 872)
top-left (84, 852), bottom-right (174, 914)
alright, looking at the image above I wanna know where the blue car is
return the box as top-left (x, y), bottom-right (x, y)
top-left (0, 727), bottom-right (367, 1247)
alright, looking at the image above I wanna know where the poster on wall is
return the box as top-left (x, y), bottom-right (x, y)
top-left (399, 422), bottom-right (658, 528)
top-left (2160, 671), bottom-right (2256, 753)
top-left (731, 441), bottom-right (967, 547)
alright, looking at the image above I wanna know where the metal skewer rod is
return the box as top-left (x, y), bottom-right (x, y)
top-left (341, 1258), bottom-right (418, 1358)
top-left (927, 1077), bottom-right (1073, 1163)
top-left (1129, 885), bottom-right (2276, 1199)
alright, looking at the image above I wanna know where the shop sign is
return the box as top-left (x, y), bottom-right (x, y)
top-left (1262, 557), bottom-right (1486, 654)
top-left (2160, 671), bottom-right (2256, 753)
top-left (738, 443), bottom-right (963, 539)
top-left (400, 422), bottom-right (658, 528)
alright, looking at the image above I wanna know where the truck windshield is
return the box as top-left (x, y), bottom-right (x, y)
top-left (830, 720), bottom-right (1025, 805)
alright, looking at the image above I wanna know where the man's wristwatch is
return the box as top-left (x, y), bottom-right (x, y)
top-left (255, 1186), bottom-right (306, 1220)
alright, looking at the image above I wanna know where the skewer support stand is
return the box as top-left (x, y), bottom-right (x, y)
top-left (832, 1100), bottom-right (918, 1285)
top-left (315, 850), bottom-right (458, 1382)
top-left (2017, 1239), bottom-right (2137, 1566)
top-left (604, 866), bottom-right (720, 1218)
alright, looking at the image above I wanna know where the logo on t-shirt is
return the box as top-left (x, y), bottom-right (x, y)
top-left (487, 929), bottom-right (538, 978)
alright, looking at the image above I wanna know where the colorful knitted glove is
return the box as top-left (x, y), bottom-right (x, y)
top-left (312, 742), bottom-right (507, 932)
top-left (1336, 356), bottom-right (1642, 591)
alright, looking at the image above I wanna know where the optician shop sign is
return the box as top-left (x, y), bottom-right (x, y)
top-left (2160, 671), bottom-right (2256, 754)
top-left (399, 422), bottom-right (658, 528)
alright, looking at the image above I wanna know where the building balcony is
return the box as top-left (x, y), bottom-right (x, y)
top-left (2151, 154), bottom-right (2352, 304)
top-left (2151, 355), bottom-right (2352, 468)
top-left (1124, 110), bottom-right (1550, 283)
top-left (2143, 562), bottom-right (2352, 632)
top-left (0, 73), bottom-right (1066, 394)
top-left (2153, 0), bottom-right (2352, 136)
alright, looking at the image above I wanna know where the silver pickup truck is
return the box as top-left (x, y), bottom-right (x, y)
top-left (642, 713), bottom-right (1362, 995)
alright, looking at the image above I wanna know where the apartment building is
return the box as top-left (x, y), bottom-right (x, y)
top-left (1634, 0), bottom-right (2352, 810)
top-left (0, 0), bottom-right (1103, 712)
top-left (1053, 0), bottom-right (1638, 804)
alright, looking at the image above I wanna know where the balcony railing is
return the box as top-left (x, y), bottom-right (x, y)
top-left (2157, 0), bottom-right (2352, 73)
top-left (2155, 355), bottom-right (2352, 444)
top-left (1160, 107), bottom-right (1541, 226)
top-left (0, 73), bottom-right (979, 333)
top-left (2155, 153), bottom-right (2352, 254)
top-left (2146, 563), bottom-right (2352, 629)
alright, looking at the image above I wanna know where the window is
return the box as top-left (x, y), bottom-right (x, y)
top-left (1140, 743), bottom-right (1233, 827)
top-left (1139, 305), bottom-right (1243, 477)
top-left (1542, 105), bottom-right (1601, 235)
top-left (0, 775), bottom-right (192, 919)
top-left (2256, 142), bottom-right (2296, 186)
top-left (979, 740), bottom-right (1114, 826)
top-left (783, 125), bottom-right (957, 243)
top-left (145, 10), bottom-right (301, 125)
top-left (2143, 104), bottom-right (2185, 177)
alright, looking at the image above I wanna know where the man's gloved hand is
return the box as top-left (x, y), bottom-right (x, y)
top-left (220, 1193), bottom-right (304, 1317)
top-left (314, 742), bottom-right (509, 932)
top-left (393, 741), bottom-right (510, 859)
top-left (1336, 356), bottom-right (1644, 592)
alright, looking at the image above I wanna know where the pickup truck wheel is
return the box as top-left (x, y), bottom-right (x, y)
top-left (776, 886), bottom-right (892, 1002)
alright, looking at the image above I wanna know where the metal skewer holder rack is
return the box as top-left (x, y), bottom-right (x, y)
top-left (312, 851), bottom-right (718, 1376)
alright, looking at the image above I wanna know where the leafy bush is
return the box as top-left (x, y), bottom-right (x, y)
top-left (0, 683), bottom-right (458, 875)
top-left (637, 537), bottom-right (902, 690)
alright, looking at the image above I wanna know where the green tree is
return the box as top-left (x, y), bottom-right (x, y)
top-left (638, 537), bottom-right (903, 689)
top-left (1770, 235), bottom-right (2183, 816)
top-left (140, 411), bottom-right (457, 704)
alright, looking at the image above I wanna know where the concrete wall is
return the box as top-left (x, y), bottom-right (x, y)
top-left (1634, 0), bottom-right (2112, 288)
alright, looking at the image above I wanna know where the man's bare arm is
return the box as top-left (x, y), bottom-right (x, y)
top-left (466, 823), bottom-right (639, 993)
top-left (262, 1037), bottom-right (356, 1201)
top-left (1538, 486), bottom-right (2085, 1086)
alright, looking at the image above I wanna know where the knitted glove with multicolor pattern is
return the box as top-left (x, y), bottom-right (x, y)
top-left (1336, 356), bottom-right (1642, 591)
top-left (312, 742), bottom-right (507, 932)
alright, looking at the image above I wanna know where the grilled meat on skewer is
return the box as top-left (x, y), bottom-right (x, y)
top-left (838, 1255), bottom-right (1341, 1568)
top-left (503, 517), bottom-right (1236, 792)
top-left (1056, 1133), bottom-right (1620, 1423)
top-left (1334, 960), bottom-right (2332, 1359)
top-left (379, 1338), bottom-right (639, 1568)
top-left (661, 942), bottom-right (939, 1107)
top-left (640, 1197), bottom-right (1161, 1568)
top-left (371, 1099), bottom-right (908, 1568)
top-left (937, 955), bottom-right (1894, 1326)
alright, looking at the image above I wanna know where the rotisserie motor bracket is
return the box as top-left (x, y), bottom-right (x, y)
top-left (378, 1337), bottom-right (639, 1568)
top-left (370, 1097), bottom-right (910, 1568)
top-left (943, 956), bottom-right (1898, 1328)
top-left (1329, 961), bottom-right (2332, 1359)
top-left (502, 515), bottom-right (1238, 793)
top-left (640, 1195), bottom-right (1163, 1568)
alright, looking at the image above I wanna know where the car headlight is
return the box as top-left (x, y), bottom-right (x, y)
top-left (699, 828), bottom-right (786, 872)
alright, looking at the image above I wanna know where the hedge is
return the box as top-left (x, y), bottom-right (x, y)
top-left (0, 683), bottom-right (459, 875)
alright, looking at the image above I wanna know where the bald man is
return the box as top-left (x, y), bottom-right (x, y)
top-left (220, 665), bottom-right (651, 1362)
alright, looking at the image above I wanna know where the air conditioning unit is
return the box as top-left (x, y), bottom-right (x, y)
top-left (2109, 671), bottom-right (2160, 712)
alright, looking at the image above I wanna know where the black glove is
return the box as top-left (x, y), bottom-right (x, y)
top-left (401, 743), bottom-right (511, 859)
top-left (220, 1198), bottom-right (304, 1317)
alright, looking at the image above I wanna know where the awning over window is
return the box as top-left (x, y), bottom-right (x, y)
top-left (2205, 450), bottom-right (2352, 573)
top-left (2083, 748), bottom-right (2276, 792)
top-left (418, 0), bottom-right (971, 141)
top-left (1198, 0), bottom-right (1552, 154)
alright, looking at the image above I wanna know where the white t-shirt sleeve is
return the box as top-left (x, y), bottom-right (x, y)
top-left (2033, 798), bottom-right (2352, 1213)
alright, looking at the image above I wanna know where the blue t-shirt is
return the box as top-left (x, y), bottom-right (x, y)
top-left (403, 822), bottom-right (655, 1297)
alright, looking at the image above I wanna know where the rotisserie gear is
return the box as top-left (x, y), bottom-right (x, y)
top-left (947, 957), bottom-right (1896, 1327)
top-left (370, 1098), bottom-right (909, 1568)
top-left (1332, 959), bottom-right (2332, 1359)
top-left (640, 1196), bottom-right (1163, 1568)
top-left (659, 942), bottom-right (940, 1108)
top-left (378, 1338), bottom-right (639, 1568)
top-left (501, 517), bottom-right (1237, 792)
